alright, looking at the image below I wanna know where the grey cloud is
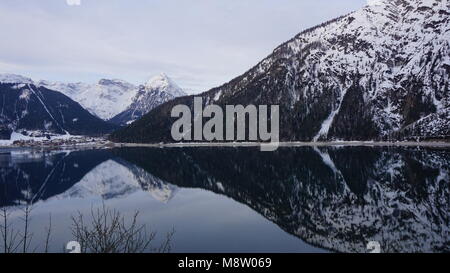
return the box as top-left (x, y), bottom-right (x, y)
top-left (0, 0), bottom-right (366, 92)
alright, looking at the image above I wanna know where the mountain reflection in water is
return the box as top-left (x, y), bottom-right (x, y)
top-left (0, 146), bottom-right (448, 253)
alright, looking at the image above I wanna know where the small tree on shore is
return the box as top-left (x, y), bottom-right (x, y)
top-left (71, 203), bottom-right (174, 253)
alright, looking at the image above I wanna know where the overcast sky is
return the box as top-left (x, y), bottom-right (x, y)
top-left (0, 0), bottom-right (367, 93)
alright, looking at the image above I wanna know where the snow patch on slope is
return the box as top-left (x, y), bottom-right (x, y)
top-left (367, 0), bottom-right (384, 6)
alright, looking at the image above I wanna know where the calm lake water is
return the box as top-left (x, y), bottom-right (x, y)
top-left (0, 146), bottom-right (448, 253)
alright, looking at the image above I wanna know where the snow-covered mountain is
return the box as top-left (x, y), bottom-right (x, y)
top-left (144, 73), bottom-right (186, 98)
top-left (0, 74), bottom-right (34, 84)
top-left (38, 78), bottom-right (139, 120)
top-left (109, 73), bottom-right (187, 126)
top-left (111, 0), bottom-right (450, 143)
top-left (37, 73), bottom-right (186, 125)
top-left (0, 73), bottom-right (186, 127)
top-left (0, 80), bottom-right (118, 139)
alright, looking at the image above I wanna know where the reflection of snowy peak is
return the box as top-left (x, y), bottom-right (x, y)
top-left (0, 149), bottom-right (177, 207)
top-left (125, 162), bottom-right (179, 203)
top-left (60, 160), bottom-right (139, 199)
top-left (57, 159), bottom-right (178, 202)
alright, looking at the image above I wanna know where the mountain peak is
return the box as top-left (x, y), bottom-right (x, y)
top-left (365, 0), bottom-right (441, 11)
top-left (109, 73), bottom-right (187, 125)
top-left (0, 73), bottom-right (33, 84)
top-left (144, 73), bottom-right (186, 97)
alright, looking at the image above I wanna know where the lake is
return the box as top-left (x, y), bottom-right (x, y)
top-left (0, 146), bottom-right (448, 253)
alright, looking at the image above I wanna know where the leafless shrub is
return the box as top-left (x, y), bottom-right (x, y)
top-left (44, 214), bottom-right (52, 253)
top-left (0, 206), bottom-right (23, 253)
top-left (19, 201), bottom-right (33, 253)
top-left (1, 181), bottom-right (35, 253)
top-left (71, 203), bottom-right (174, 253)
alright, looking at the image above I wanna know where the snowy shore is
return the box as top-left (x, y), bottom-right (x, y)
top-left (1, 132), bottom-right (448, 150)
top-left (114, 141), bottom-right (450, 148)
top-left (0, 132), bottom-right (113, 149)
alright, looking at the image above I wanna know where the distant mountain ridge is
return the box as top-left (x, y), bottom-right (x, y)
top-left (0, 73), bottom-right (186, 136)
top-left (38, 78), bottom-right (138, 120)
top-left (36, 73), bottom-right (186, 125)
top-left (110, 0), bottom-right (450, 143)
top-left (0, 82), bottom-right (117, 138)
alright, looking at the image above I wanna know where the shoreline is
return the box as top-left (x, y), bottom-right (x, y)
top-left (113, 141), bottom-right (450, 148)
top-left (1, 141), bottom-right (449, 150)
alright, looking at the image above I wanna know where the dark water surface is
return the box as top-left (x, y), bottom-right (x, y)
top-left (0, 146), bottom-right (448, 253)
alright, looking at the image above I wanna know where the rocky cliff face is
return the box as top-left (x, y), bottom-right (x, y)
top-left (110, 0), bottom-right (450, 143)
